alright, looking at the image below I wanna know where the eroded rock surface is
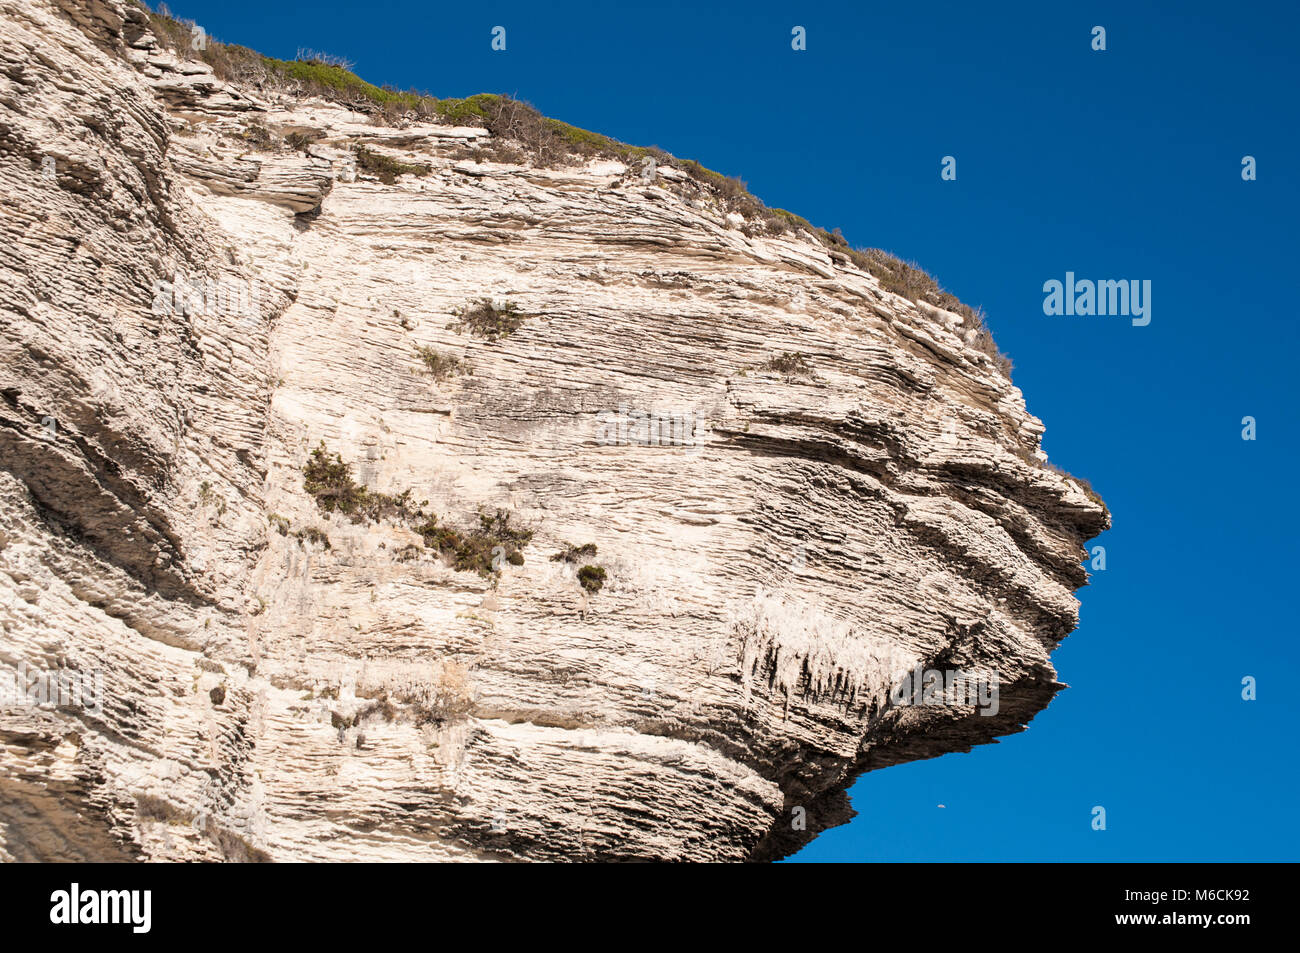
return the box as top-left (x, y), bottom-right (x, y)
top-left (0, 0), bottom-right (1107, 861)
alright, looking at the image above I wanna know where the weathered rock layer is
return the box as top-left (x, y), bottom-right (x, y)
top-left (0, 0), bottom-right (1107, 861)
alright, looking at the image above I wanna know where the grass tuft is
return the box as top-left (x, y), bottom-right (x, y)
top-left (354, 145), bottom-right (430, 184)
top-left (551, 542), bottom-right (598, 564)
top-left (416, 510), bottom-right (533, 577)
top-left (415, 346), bottom-right (464, 381)
top-left (450, 298), bottom-right (524, 341)
top-left (577, 565), bottom-right (607, 594)
top-left (760, 352), bottom-right (813, 379)
top-left (302, 443), bottom-right (415, 522)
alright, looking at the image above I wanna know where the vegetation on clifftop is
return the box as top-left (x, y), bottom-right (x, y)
top-left (136, 1), bottom-right (1012, 378)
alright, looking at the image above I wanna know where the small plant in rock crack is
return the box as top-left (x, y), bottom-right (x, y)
top-left (759, 352), bottom-right (813, 379)
top-left (284, 130), bottom-right (324, 152)
top-left (393, 543), bottom-right (423, 562)
top-left (233, 120), bottom-right (278, 151)
top-left (301, 443), bottom-right (536, 573)
top-left (415, 509), bottom-right (533, 577)
top-left (551, 542), bottom-right (598, 563)
top-left (302, 443), bottom-right (417, 523)
top-left (354, 145), bottom-right (430, 185)
top-left (415, 345), bottom-right (466, 381)
top-left (267, 513), bottom-right (291, 536)
top-left (450, 298), bottom-right (525, 341)
top-left (295, 526), bottom-right (331, 550)
top-left (577, 564), bottom-right (607, 594)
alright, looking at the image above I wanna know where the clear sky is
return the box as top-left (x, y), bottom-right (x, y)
top-left (155, 0), bottom-right (1300, 861)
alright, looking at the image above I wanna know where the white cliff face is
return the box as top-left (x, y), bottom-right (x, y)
top-left (0, 0), bottom-right (1107, 862)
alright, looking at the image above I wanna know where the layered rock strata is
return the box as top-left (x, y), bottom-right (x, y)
top-left (0, 0), bottom-right (1107, 861)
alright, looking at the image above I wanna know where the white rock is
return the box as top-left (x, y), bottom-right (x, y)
top-left (0, 0), bottom-right (1107, 863)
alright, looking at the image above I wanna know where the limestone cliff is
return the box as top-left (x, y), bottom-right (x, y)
top-left (0, 0), bottom-right (1108, 861)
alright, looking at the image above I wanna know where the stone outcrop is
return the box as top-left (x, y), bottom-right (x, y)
top-left (0, 0), bottom-right (1107, 861)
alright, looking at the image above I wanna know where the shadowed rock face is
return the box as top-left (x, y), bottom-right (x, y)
top-left (0, 0), bottom-right (1107, 862)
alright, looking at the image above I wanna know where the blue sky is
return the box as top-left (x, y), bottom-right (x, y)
top-left (159, 0), bottom-right (1300, 861)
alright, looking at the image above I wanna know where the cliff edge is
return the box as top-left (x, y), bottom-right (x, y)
top-left (0, 0), bottom-right (1108, 861)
